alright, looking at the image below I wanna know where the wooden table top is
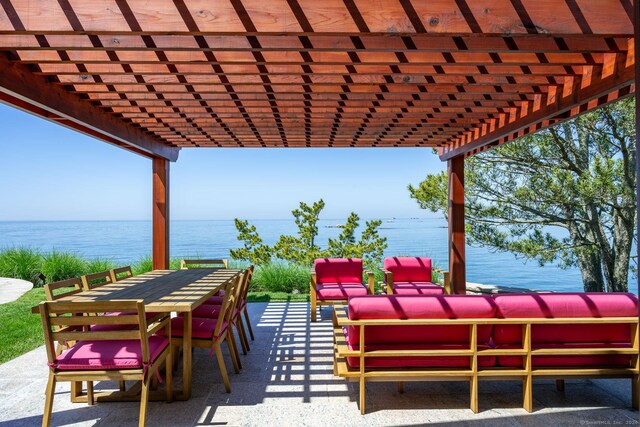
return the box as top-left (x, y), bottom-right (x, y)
top-left (56, 269), bottom-right (241, 312)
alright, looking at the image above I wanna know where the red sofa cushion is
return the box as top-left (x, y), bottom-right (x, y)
top-left (492, 293), bottom-right (638, 345)
top-left (497, 343), bottom-right (633, 368)
top-left (345, 342), bottom-right (496, 368)
top-left (54, 336), bottom-right (168, 371)
top-left (316, 283), bottom-right (368, 300)
top-left (393, 282), bottom-right (444, 295)
top-left (347, 295), bottom-right (497, 347)
top-left (315, 258), bottom-right (363, 284)
top-left (384, 257), bottom-right (432, 282)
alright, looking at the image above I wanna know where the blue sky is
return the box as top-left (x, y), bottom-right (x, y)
top-left (0, 103), bottom-right (446, 221)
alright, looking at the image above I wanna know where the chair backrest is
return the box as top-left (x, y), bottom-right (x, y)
top-left (39, 300), bottom-right (169, 368)
top-left (180, 259), bottom-right (228, 270)
top-left (214, 272), bottom-right (244, 337)
top-left (383, 257), bottom-right (432, 282)
top-left (314, 258), bottom-right (363, 284)
top-left (110, 266), bottom-right (133, 282)
top-left (239, 265), bottom-right (254, 303)
top-left (44, 277), bottom-right (83, 301)
top-left (80, 270), bottom-right (114, 291)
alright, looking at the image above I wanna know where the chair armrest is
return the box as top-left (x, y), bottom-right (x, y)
top-left (433, 267), bottom-right (451, 295)
top-left (380, 268), bottom-right (393, 294)
top-left (363, 269), bottom-right (375, 294)
top-left (310, 271), bottom-right (317, 290)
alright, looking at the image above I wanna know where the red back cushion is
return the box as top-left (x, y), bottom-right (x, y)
top-left (347, 295), bottom-right (497, 346)
top-left (493, 293), bottom-right (638, 345)
top-left (383, 257), bottom-right (432, 282)
top-left (315, 258), bottom-right (362, 284)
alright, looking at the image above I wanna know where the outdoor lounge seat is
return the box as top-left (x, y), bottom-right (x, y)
top-left (333, 292), bottom-right (639, 414)
top-left (310, 258), bottom-right (373, 322)
top-left (40, 300), bottom-right (172, 427)
top-left (382, 257), bottom-right (448, 295)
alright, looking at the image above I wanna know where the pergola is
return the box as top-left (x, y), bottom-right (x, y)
top-left (0, 0), bottom-right (638, 294)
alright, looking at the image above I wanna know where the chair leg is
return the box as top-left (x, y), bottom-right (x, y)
top-left (226, 329), bottom-right (242, 373)
top-left (236, 317), bottom-right (250, 354)
top-left (214, 343), bottom-right (231, 393)
top-left (310, 287), bottom-right (317, 322)
top-left (243, 308), bottom-right (255, 341)
top-left (119, 380), bottom-right (126, 392)
top-left (555, 379), bottom-right (565, 392)
top-left (523, 375), bottom-right (533, 413)
top-left (470, 376), bottom-right (479, 413)
top-left (397, 382), bottom-right (404, 394)
top-left (632, 375), bottom-right (639, 410)
top-left (42, 371), bottom-right (56, 427)
top-left (86, 381), bottom-right (94, 406)
top-left (166, 351), bottom-right (173, 404)
top-left (359, 376), bottom-right (366, 415)
top-left (139, 378), bottom-right (150, 427)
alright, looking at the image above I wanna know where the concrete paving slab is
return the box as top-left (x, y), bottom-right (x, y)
top-left (0, 302), bottom-right (638, 426)
top-left (0, 277), bottom-right (33, 304)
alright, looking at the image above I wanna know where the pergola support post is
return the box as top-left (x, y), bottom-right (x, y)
top-left (634, 0), bottom-right (640, 411)
top-left (448, 156), bottom-right (466, 294)
top-left (152, 157), bottom-right (170, 270)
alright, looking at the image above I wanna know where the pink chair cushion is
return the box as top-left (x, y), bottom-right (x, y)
top-left (191, 304), bottom-right (222, 318)
top-left (103, 311), bottom-right (159, 319)
top-left (492, 293), bottom-right (638, 345)
top-left (384, 257), bottom-right (432, 282)
top-left (497, 343), bottom-right (633, 368)
top-left (205, 296), bottom-right (224, 305)
top-left (315, 258), bottom-right (363, 284)
top-left (159, 316), bottom-right (227, 339)
top-left (392, 282), bottom-right (444, 295)
top-left (54, 336), bottom-right (168, 371)
top-left (316, 283), bottom-right (368, 300)
top-left (345, 341), bottom-right (496, 369)
top-left (347, 295), bottom-right (497, 346)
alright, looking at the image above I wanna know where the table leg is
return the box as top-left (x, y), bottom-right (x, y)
top-left (182, 311), bottom-right (193, 399)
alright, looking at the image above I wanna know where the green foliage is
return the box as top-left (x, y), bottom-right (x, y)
top-left (409, 98), bottom-right (636, 292)
top-left (231, 199), bottom-right (388, 270)
top-left (229, 219), bottom-right (273, 265)
top-left (132, 256), bottom-right (154, 276)
top-left (246, 292), bottom-right (310, 303)
top-left (251, 262), bottom-right (310, 293)
top-left (0, 247), bottom-right (43, 285)
top-left (41, 251), bottom-right (86, 283)
top-left (84, 258), bottom-right (117, 275)
top-left (0, 287), bottom-right (46, 363)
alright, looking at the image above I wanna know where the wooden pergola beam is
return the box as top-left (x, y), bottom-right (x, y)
top-left (0, 52), bottom-right (179, 161)
top-left (439, 52), bottom-right (635, 160)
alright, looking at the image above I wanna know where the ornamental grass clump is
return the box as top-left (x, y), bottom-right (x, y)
top-left (40, 251), bottom-right (86, 283)
top-left (0, 247), bottom-right (42, 284)
top-left (251, 262), bottom-right (310, 294)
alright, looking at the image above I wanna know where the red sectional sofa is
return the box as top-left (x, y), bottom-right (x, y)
top-left (332, 293), bottom-right (639, 414)
top-left (382, 257), bottom-right (450, 295)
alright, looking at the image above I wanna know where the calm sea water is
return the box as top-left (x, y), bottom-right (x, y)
top-left (0, 219), bottom-right (636, 293)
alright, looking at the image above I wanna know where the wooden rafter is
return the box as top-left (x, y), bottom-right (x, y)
top-left (0, 0), bottom-right (634, 152)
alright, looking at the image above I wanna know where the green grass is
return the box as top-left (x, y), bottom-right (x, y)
top-left (0, 247), bottom-right (42, 284)
top-left (0, 288), bottom-right (46, 364)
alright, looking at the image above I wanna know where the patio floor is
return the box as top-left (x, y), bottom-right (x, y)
top-left (0, 302), bottom-right (637, 426)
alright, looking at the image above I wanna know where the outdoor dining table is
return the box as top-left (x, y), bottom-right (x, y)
top-left (44, 268), bottom-right (242, 401)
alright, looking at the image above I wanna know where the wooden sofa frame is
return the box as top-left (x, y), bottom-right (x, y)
top-left (382, 267), bottom-right (451, 295)
top-left (332, 303), bottom-right (639, 414)
top-left (309, 269), bottom-right (374, 322)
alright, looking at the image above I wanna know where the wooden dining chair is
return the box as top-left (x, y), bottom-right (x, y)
top-left (39, 300), bottom-right (172, 427)
top-left (44, 277), bottom-right (83, 302)
top-left (189, 267), bottom-right (254, 354)
top-left (80, 270), bottom-right (114, 291)
top-left (110, 266), bottom-right (133, 282)
top-left (180, 259), bottom-right (228, 269)
top-left (167, 273), bottom-right (243, 393)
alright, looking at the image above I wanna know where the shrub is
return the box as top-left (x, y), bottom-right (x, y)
top-left (40, 251), bottom-right (86, 283)
top-left (251, 262), bottom-right (310, 294)
top-left (84, 258), bottom-right (116, 274)
top-left (0, 247), bottom-right (43, 285)
top-left (132, 256), bottom-right (153, 276)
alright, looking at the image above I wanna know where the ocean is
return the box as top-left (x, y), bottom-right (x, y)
top-left (0, 219), bottom-right (636, 293)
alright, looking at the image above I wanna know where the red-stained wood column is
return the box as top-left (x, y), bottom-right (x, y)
top-left (633, 0), bottom-right (640, 411)
top-left (152, 156), bottom-right (170, 270)
top-left (448, 156), bottom-right (466, 294)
